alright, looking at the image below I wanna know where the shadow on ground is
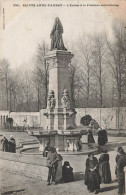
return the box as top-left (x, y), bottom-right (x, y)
top-left (103, 142), bottom-right (126, 152)
top-left (1, 189), bottom-right (25, 195)
top-left (74, 172), bottom-right (84, 181)
top-left (100, 185), bottom-right (118, 193)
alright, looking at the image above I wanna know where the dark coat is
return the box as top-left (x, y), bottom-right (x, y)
top-left (85, 157), bottom-right (101, 191)
top-left (88, 131), bottom-right (95, 143)
top-left (62, 165), bottom-right (74, 182)
top-left (98, 130), bottom-right (108, 146)
top-left (8, 138), bottom-right (16, 153)
top-left (117, 153), bottom-right (126, 195)
top-left (47, 151), bottom-right (59, 168)
top-left (115, 153), bottom-right (121, 176)
top-left (99, 153), bottom-right (111, 183)
top-left (1, 137), bottom-right (8, 152)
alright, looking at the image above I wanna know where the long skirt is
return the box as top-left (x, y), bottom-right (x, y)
top-left (99, 161), bottom-right (111, 183)
top-left (117, 171), bottom-right (125, 195)
top-left (88, 133), bottom-right (95, 143)
top-left (85, 170), bottom-right (101, 191)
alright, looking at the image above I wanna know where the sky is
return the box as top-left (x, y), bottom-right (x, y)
top-left (0, 0), bottom-right (124, 70)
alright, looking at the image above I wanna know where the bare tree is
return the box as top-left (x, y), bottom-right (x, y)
top-left (106, 21), bottom-right (126, 132)
top-left (91, 34), bottom-right (106, 107)
top-left (0, 59), bottom-right (10, 110)
top-left (77, 36), bottom-right (93, 107)
top-left (33, 41), bottom-right (49, 109)
top-left (106, 22), bottom-right (126, 107)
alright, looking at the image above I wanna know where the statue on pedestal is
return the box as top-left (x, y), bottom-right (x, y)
top-left (47, 90), bottom-right (55, 109)
top-left (50, 17), bottom-right (67, 51)
top-left (61, 89), bottom-right (70, 109)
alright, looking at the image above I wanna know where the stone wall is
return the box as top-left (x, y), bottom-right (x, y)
top-left (75, 108), bottom-right (117, 129)
top-left (0, 151), bottom-right (62, 181)
top-left (75, 107), bottom-right (126, 130)
top-left (0, 107), bottom-right (126, 130)
top-left (10, 112), bottom-right (40, 128)
top-left (0, 151), bottom-right (48, 180)
top-left (0, 111), bottom-right (10, 127)
top-left (119, 107), bottom-right (126, 130)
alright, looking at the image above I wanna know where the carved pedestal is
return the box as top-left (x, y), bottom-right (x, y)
top-left (44, 50), bottom-right (73, 109)
top-left (64, 136), bottom-right (81, 152)
top-left (33, 50), bottom-right (85, 152)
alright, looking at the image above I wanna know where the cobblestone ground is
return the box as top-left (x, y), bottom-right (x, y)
top-left (0, 133), bottom-right (126, 195)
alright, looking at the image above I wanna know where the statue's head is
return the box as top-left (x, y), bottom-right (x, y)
top-left (48, 90), bottom-right (54, 98)
top-left (63, 89), bottom-right (69, 97)
top-left (63, 89), bottom-right (68, 93)
top-left (55, 17), bottom-right (60, 23)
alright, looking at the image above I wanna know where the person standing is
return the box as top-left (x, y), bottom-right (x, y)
top-left (116, 147), bottom-right (126, 195)
top-left (77, 138), bottom-right (82, 151)
top-left (99, 149), bottom-right (111, 183)
top-left (97, 129), bottom-right (108, 146)
top-left (115, 147), bottom-right (122, 179)
top-left (87, 130), bottom-right (95, 144)
top-left (8, 135), bottom-right (16, 153)
top-left (46, 147), bottom-right (59, 185)
top-left (1, 136), bottom-right (8, 152)
top-left (85, 153), bottom-right (101, 194)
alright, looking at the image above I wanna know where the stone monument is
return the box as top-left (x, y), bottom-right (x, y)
top-left (29, 17), bottom-right (86, 152)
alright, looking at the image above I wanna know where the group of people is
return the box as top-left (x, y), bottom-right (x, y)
top-left (1, 135), bottom-right (16, 153)
top-left (87, 129), bottom-right (108, 146)
top-left (46, 147), bottom-right (74, 185)
top-left (85, 150), bottom-right (111, 194)
top-left (80, 115), bottom-right (108, 146)
top-left (46, 145), bottom-right (126, 195)
top-left (85, 146), bottom-right (126, 195)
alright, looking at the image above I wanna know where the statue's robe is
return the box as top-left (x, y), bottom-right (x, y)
top-left (50, 18), bottom-right (66, 50)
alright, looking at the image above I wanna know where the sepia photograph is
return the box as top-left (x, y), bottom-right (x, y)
top-left (0, 0), bottom-right (126, 194)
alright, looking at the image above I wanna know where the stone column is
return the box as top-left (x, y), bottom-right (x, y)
top-left (44, 50), bottom-right (74, 130)
top-left (45, 50), bottom-right (73, 108)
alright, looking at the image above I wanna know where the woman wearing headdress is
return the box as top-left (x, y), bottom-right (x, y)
top-left (8, 135), bottom-right (16, 153)
top-left (62, 161), bottom-right (74, 183)
top-left (85, 153), bottom-right (101, 194)
top-left (99, 149), bottom-right (111, 184)
top-left (97, 129), bottom-right (108, 146)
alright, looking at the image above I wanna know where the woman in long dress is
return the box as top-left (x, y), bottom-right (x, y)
top-left (88, 130), bottom-right (95, 144)
top-left (85, 153), bottom-right (101, 194)
top-left (98, 129), bottom-right (108, 146)
top-left (99, 149), bottom-right (111, 183)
